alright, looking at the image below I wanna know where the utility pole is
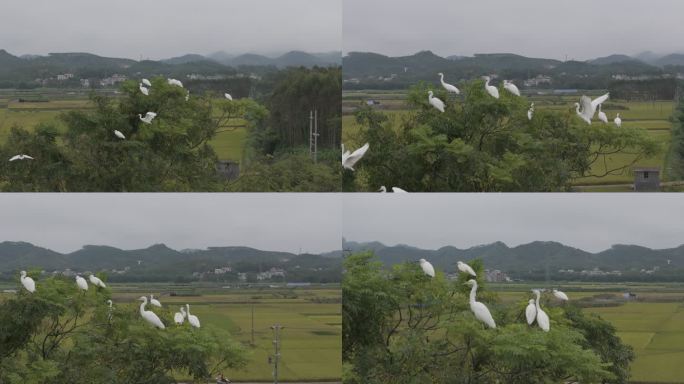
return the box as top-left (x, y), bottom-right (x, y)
top-left (313, 109), bottom-right (319, 163)
top-left (251, 304), bottom-right (255, 346)
top-left (271, 324), bottom-right (283, 384)
top-left (309, 109), bottom-right (320, 162)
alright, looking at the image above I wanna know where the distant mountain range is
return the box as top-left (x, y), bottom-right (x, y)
top-left (344, 240), bottom-right (684, 275)
top-left (164, 50), bottom-right (341, 68)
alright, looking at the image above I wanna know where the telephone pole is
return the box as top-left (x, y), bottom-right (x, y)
top-left (271, 324), bottom-right (284, 384)
top-left (251, 304), bottom-right (255, 346)
top-left (309, 109), bottom-right (319, 162)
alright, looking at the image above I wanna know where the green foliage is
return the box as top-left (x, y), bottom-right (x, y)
top-left (343, 252), bottom-right (634, 383)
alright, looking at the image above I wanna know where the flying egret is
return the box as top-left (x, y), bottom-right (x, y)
top-left (502, 80), bottom-right (520, 96)
top-left (89, 274), bottom-right (106, 288)
top-left (418, 258), bottom-right (435, 278)
top-left (614, 113), bottom-right (622, 127)
top-left (139, 296), bottom-right (165, 329)
top-left (532, 289), bottom-right (550, 332)
top-left (341, 142), bottom-right (369, 171)
top-left (9, 154), bottom-right (34, 162)
top-left (150, 294), bottom-right (162, 308)
top-left (552, 288), bottom-right (569, 301)
top-left (75, 275), bottom-right (88, 291)
top-left (167, 78), bottom-right (183, 87)
top-left (139, 84), bottom-right (149, 96)
top-left (141, 78), bottom-right (152, 87)
top-left (483, 76), bottom-right (499, 99)
top-left (457, 261), bottom-right (477, 277)
top-left (114, 130), bottom-right (125, 140)
top-left (465, 279), bottom-right (496, 329)
top-left (438, 73), bottom-right (460, 94)
top-left (20, 271), bottom-right (35, 293)
top-left (428, 90), bottom-right (445, 112)
top-left (186, 304), bottom-right (201, 328)
top-left (139, 112), bottom-right (157, 124)
top-left (174, 307), bottom-right (186, 325)
top-left (225, 93), bottom-right (233, 100)
top-left (597, 104), bottom-right (608, 123)
top-left (525, 299), bottom-right (537, 325)
top-left (527, 103), bottom-right (534, 120)
top-left (574, 93), bottom-right (609, 124)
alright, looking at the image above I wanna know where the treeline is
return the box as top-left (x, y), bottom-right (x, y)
top-left (608, 78), bottom-right (677, 100)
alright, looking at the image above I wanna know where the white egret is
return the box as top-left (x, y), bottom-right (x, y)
top-left (597, 104), bottom-right (608, 123)
top-left (483, 76), bottom-right (499, 99)
top-left (186, 304), bottom-right (200, 328)
top-left (89, 274), bottom-right (106, 288)
top-left (465, 279), bottom-right (496, 329)
top-left (438, 73), bottom-right (460, 94)
top-left (341, 142), bottom-right (369, 171)
top-left (525, 299), bottom-right (536, 325)
top-left (532, 289), bottom-right (550, 332)
top-left (141, 78), bottom-right (152, 87)
top-left (150, 294), bottom-right (162, 308)
top-left (574, 93), bottom-right (609, 124)
top-left (392, 187), bottom-right (407, 193)
top-left (20, 271), bottom-right (36, 293)
top-left (527, 103), bottom-right (534, 120)
top-left (502, 80), bottom-right (520, 96)
top-left (224, 93), bottom-right (233, 100)
top-left (614, 113), bottom-right (622, 127)
top-left (167, 78), bottom-right (183, 88)
top-left (75, 275), bottom-right (88, 291)
top-left (428, 91), bottom-right (445, 112)
top-left (139, 296), bottom-right (165, 329)
top-left (114, 130), bottom-right (125, 140)
top-left (107, 299), bottom-right (113, 321)
top-left (457, 261), bottom-right (477, 277)
top-left (418, 258), bottom-right (435, 278)
top-left (139, 84), bottom-right (149, 96)
top-left (174, 307), bottom-right (186, 325)
top-left (139, 112), bottom-right (157, 124)
top-left (185, 91), bottom-right (190, 101)
top-left (9, 154), bottom-right (34, 162)
top-left (552, 288), bottom-right (569, 301)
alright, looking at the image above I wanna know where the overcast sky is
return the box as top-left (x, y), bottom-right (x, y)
top-left (0, 0), bottom-right (341, 60)
top-left (0, 194), bottom-right (341, 254)
top-left (344, 0), bottom-right (684, 60)
top-left (343, 194), bottom-right (684, 253)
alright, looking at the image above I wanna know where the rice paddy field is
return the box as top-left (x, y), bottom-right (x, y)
top-left (0, 88), bottom-right (247, 161)
top-left (342, 89), bottom-right (676, 191)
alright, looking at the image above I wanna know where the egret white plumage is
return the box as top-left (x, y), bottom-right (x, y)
top-left (427, 90), bottom-right (445, 112)
top-left (457, 261), bottom-right (476, 277)
top-left (167, 78), bottom-right (183, 87)
top-left (75, 275), bottom-right (88, 291)
top-left (597, 104), bottom-right (608, 123)
top-left (139, 112), bottom-right (157, 124)
top-left (139, 296), bottom-right (165, 329)
top-left (341, 142), bottom-right (369, 171)
top-left (89, 274), bottom-right (106, 288)
top-left (532, 289), bottom-right (550, 332)
top-left (438, 73), bottom-right (460, 94)
top-left (9, 154), bottom-right (34, 162)
top-left (185, 91), bottom-right (190, 101)
top-left (552, 288), bottom-right (569, 301)
top-left (574, 93), bottom-right (609, 124)
top-left (150, 294), bottom-right (162, 308)
top-left (527, 103), bottom-right (534, 120)
top-left (614, 113), bottom-right (622, 127)
top-left (139, 84), bottom-right (149, 96)
top-left (525, 299), bottom-right (536, 325)
top-left (483, 76), bottom-right (499, 99)
top-left (186, 304), bottom-right (200, 328)
top-left (20, 271), bottom-right (35, 293)
top-left (114, 130), bottom-right (125, 140)
top-left (141, 79), bottom-right (151, 87)
top-left (379, 186), bottom-right (407, 193)
top-left (107, 299), bottom-right (113, 321)
top-left (502, 80), bottom-right (520, 96)
top-left (465, 279), bottom-right (496, 329)
top-left (174, 307), bottom-right (186, 325)
top-left (224, 93), bottom-right (233, 100)
top-left (418, 258), bottom-right (435, 278)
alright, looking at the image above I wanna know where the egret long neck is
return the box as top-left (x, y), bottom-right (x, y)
top-left (139, 301), bottom-right (146, 314)
top-left (534, 291), bottom-right (541, 310)
top-left (469, 282), bottom-right (477, 303)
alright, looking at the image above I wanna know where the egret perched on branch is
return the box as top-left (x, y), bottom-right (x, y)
top-left (139, 296), bottom-right (165, 329)
top-left (114, 130), bottom-right (126, 140)
top-left (224, 93), bottom-right (233, 100)
top-left (139, 83), bottom-right (149, 96)
top-left (341, 143), bottom-right (369, 171)
top-left (174, 307), bottom-right (186, 325)
top-left (150, 294), bottom-right (162, 308)
top-left (139, 112), bottom-right (157, 124)
top-left (614, 113), bottom-right (622, 127)
top-left (527, 103), bottom-right (534, 120)
top-left (503, 80), bottom-right (520, 96)
top-left (525, 299), bottom-right (536, 325)
top-left (186, 304), bottom-right (200, 328)
top-left (167, 78), bottom-right (183, 87)
top-left (9, 154), bottom-right (33, 162)
top-left (574, 93), bottom-right (609, 124)
top-left (438, 73), bottom-right (460, 94)
top-left (428, 90), bottom-right (445, 112)
top-left (141, 78), bottom-right (152, 87)
top-left (457, 261), bottom-right (476, 277)
top-left (552, 288), bottom-right (569, 301)
top-left (418, 258), bottom-right (435, 278)
top-left (597, 104), bottom-right (608, 123)
top-left (75, 275), bottom-right (88, 291)
top-left (482, 76), bottom-right (499, 99)
top-left (532, 289), bottom-right (550, 332)
top-left (465, 279), bottom-right (496, 329)
top-left (89, 274), bottom-right (106, 288)
top-left (20, 271), bottom-right (35, 293)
